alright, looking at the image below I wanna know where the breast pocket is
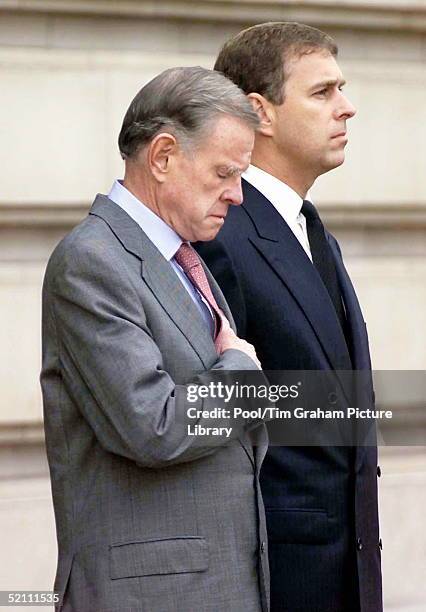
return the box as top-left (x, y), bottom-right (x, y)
top-left (109, 536), bottom-right (209, 579)
top-left (266, 508), bottom-right (333, 544)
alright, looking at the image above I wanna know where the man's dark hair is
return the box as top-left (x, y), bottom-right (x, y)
top-left (118, 65), bottom-right (259, 159)
top-left (214, 22), bottom-right (338, 105)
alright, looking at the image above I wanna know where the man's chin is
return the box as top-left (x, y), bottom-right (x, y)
top-left (195, 220), bottom-right (225, 242)
top-left (321, 153), bottom-right (345, 174)
top-left (196, 228), bottom-right (222, 242)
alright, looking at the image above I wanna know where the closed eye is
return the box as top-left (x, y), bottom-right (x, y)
top-left (217, 167), bottom-right (245, 179)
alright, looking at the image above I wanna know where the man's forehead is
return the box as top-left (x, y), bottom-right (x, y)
top-left (201, 118), bottom-right (254, 162)
top-left (285, 49), bottom-right (343, 84)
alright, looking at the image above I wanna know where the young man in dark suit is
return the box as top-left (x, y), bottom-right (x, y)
top-left (196, 22), bottom-right (382, 612)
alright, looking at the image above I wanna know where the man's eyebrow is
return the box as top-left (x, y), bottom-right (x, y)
top-left (217, 165), bottom-right (247, 177)
top-left (309, 78), bottom-right (346, 92)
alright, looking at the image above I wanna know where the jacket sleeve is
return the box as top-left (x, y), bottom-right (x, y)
top-left (42, 238), bottom-right (265, 469)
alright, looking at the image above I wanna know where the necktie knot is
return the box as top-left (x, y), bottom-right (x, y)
top-left (174, 242), bottom-right (201, 273)
top-left (301, 199), bottom-right (320, 223)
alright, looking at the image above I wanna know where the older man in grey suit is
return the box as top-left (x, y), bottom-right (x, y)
top-left (41, 66), bottom-right (270, 612)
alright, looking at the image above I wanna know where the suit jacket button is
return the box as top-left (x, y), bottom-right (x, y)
top-left (328, 391), bottom-right (338, 405)
top-left (260, 541), bottom-right (266, 554)
top-left (377, 465), bottom-right (381, 477)
top-left (379, 538), bottom-right (383, 550)
top-left (356, 537), bottom-right (363, 551)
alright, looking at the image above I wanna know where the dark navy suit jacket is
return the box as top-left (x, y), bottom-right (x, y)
top-left (196, 179), bottom-right (382, 612)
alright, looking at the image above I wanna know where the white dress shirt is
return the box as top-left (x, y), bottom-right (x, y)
top-left (108, 180), bottom-right (215, 335)
top-left (243, 164), bottom-right (313, 261)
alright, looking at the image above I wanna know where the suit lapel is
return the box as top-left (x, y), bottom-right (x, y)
top-left (141, 255), bottom-right (217, 368)
top-left (328, 236), bottom-right (372, 371)
top-left (251, 425), bottom-right (269, 474)
top-left (242, 181), bottom-right (352, 372)
top-left (89, 195), bottom-right (217, 369)
top-left (201, 260), bottom-right (236, 329)
top-left (328, 237), bottom-right (375, 468)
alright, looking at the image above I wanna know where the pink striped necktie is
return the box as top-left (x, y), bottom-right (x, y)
top-left (174, 243), bottom-right (226, 346)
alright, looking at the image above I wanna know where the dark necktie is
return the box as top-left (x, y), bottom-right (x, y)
top-left (301, 200), bottom-right (347, 334)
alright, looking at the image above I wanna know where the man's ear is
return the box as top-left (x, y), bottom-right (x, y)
top-left (148, 133), bottom-right (178, 182)
top-left (247, 93), bottom-right (275, 137)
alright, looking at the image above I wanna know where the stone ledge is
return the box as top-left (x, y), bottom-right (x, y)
top-left (0, 203), bottom-right (89, 227)
top-left (0, 421), bottom-right (45, 445)
top-left (318, 202), bottom-right (426, 229)
top-left (377, 404), bottom-right (426, 446)
top-left (0, 423), bottom-right (49, 479)
top-left (1, 0), bottom-right (426, 32)
top-left (1, 201), bottom-right (426, 229)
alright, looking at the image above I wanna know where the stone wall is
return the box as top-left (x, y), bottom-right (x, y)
top-left (0, 1), bottom-right (425, 609)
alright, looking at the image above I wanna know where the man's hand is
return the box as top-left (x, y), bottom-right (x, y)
top-left (216, 317), bottom-right (262, 369)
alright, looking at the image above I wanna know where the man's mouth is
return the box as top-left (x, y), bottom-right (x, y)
top-left (331, 131), bottom-right (347, 139)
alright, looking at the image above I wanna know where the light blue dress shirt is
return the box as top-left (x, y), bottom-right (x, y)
top-left (108, 180), bottom-right (215, 336)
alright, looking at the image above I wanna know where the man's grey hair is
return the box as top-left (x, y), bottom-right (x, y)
top-left (118, 66), bottom-right (259, 159)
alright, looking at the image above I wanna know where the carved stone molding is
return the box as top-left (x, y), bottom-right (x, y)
top-left (2, 0), bottom-right (426, 31)
top-left (318, 202), bottom-right (426, 229)
top-left (0, 203), bottom-right (89, 228)
top-left (1, 201), bottom-right (425, 229)
top-left (0, 422), bottom-right (48, 479)
top-left (0, 421), bottom-right (45, 445)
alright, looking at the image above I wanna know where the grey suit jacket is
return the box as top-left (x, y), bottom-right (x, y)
top-left (41, 194), bottom-right (269, 612)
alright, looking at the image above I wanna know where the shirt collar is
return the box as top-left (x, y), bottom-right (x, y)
top-left (108, 180), bottom-right (182, 261)
top-left (243, 164), bottom-right (311, 224)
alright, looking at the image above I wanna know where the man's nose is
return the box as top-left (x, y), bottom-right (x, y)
top-left (337, 92), bottom-right (357, 120)
top-left (225, 179), bottom-right (244, 206)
